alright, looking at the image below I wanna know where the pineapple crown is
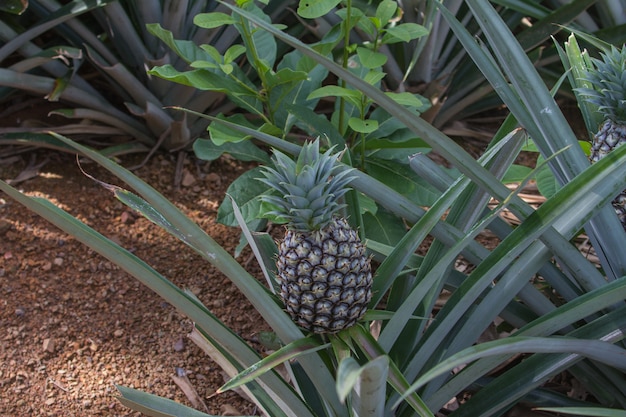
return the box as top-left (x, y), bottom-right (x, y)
top-left (576, 44), bottom-right (626, 124)
top-left (258, 139), bottom-right (357, 231)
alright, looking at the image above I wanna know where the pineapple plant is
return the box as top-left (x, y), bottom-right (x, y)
top-left (577, 44), bottom-right (626, 230)
top-left (258, 140), bottom-right (373, 334)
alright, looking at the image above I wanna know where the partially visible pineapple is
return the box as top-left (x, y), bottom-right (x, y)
top-left (577, 44), bottom-right (626, 230)
top-left (258, 140), bottom-right (372, 334)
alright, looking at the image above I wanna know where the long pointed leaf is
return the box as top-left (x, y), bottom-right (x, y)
top-left (116, 385), bottom-right (218, 417)
top-left (396, 336), bottom-right (626, 407)
top-left (219, 337), bottom-right (329, 394)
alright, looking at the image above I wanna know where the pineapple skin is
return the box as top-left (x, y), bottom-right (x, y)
top-left (276, 217), bottom-right (373, 334)
top-left (590, 120), bottom-right (626, 230)
top-left (590, 120), bottom-right (626, 163)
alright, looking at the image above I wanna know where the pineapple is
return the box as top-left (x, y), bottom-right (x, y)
top-left (258, 140), bottom-right (373, 334)
top-left (577, 44), bottom-right (626, 230)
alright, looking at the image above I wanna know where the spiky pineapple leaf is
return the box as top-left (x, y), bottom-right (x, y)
top-left (218, 337), bottom-right (329, 394)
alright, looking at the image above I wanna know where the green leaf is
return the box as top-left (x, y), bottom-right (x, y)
top-left (116, 385), bottom-right (217, 417)
top-left (348, 117), bottom-right (379, 134)
top-left (356, 47), bottom-right (388, 69)
top-left (384, 92), bottom-right (428, 110)
top-left (502, 164), bottom-right (533, 183)
top-left (307, 85), bottom-right (362, 108)
top-left (297, 0), bottom-right (341, 19)
top-left (235, 2), bottom-right (278, 70)
top-left (265, 67), bottom-right (309, 89)
top-left (219, 337), bottom-right (328, 393)
top-left (217, 168), bottom-right (268, 226)
top-left (207, 114), bottom-right (260, 145)
top-left (193, 139), bottom-right (270, 163)
top-left (146, 23), bottom-right (211, 64)
top-left (363, 209), bottom-right (407, 246)
top-left (336, 355), bottom-right (389, 408)
top-left (224, 44), bottom-right (247, 64)
top-left (381, 23), bottom-right (429, 44)
top-left (365, 158), bottom-right (440, 206)
top-left (396, 336), bottom-right (626, 407)
top-left (193, 12), bottom-right (236, 29)
top-left (376, 0), bottom-right (398, 26)
top-left (286, 104), bottom-right (345, 147)
top-left (348, 325), bottom-right (434, 416)
top-left (535, 155), bottom-right (560, 198)
top-left (150, 63), bottom-right (264, 118)
top-left (534, 407), bottom-right (626, 417)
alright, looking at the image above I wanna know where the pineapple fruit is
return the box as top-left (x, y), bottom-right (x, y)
top-left (258, 140), bottom-right (373, 334)
top-left (578, 45), bottom-right (626, 230)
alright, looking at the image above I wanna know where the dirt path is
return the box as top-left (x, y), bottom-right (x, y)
top-left (1, 151), bottom-right (266, 416)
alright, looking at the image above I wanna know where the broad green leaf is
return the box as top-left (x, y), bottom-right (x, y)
top-left (297, 0), bottom-right (341, 19)
top-left (193, 12), bottom-right (236, 29)
top-left (381, 23), bottom-right (429, 44)
top-left (363, 209), bottom-right (407, 247)
top-left (234, 2), bottom-right (277, 70)
top-left (193, 139), bottom-right (271, 163)
top-left (145, 23), bottom-right (211, 64)
top-left (535, 155), bottom-right (560, 198)
top-left (198, 44), bottom-right (223, 63)
top-left (148, 65), bottom-right (242, 93)
top-left (385, 92), bottom-right (428, 111)
top-left (207, 113), bottom-right (260, 145)
top-left (502, 164), bottom-right (533, 183)
top-left (307, 85), bottom-right (362, 108)
top-left (286, 104), bottom-right (345, 147)
top-left (189, 60), bottom-right (218, 70)
top-left (217, 168), bottom-right (268, 226)
top-left (358, 193), bottom-right (378, 216)
top-left (363, 70), bottom-right (386, 87)
top-left (376, 0), bottom-right (398, 26)
top-left (224, 44), bottom-right (247, 64)
top-left (349, 117), bottom-right (379, 134)
top-left (365, 158), bottom-right (440, 206)
top-left (265, 67), bottom-right (309, 89)
top-left (150, 63), bottom-right (265, 122)
top-left (356, 47), bottom-right (387, 69)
